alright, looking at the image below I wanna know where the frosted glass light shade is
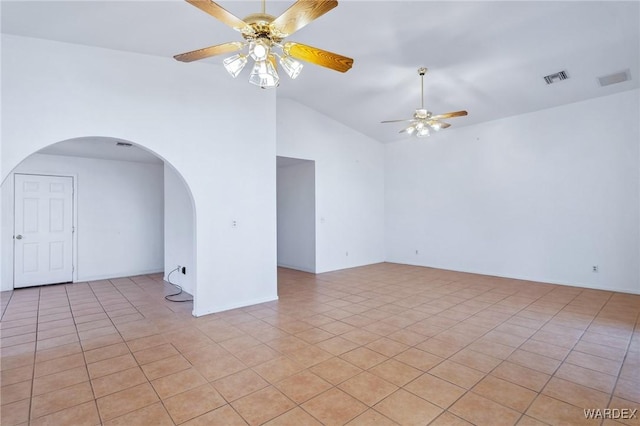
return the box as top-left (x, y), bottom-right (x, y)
top-left (249, 59), bottom-right (279, 88)
top-left (416, 126), bottom-right (431, 137)
top-left (223, 54), bottom-right (248, 78)
top-left (279, 55), bottom-right (303, 79)
top-left (250, 39), bottom-right (270, 61)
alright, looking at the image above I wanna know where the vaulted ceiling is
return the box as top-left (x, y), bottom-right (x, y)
top-left (2, 1), bottom-right (639, 143)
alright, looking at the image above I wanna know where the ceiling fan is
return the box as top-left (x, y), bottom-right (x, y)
top-left (382, 68), bottom-right (468, 137)
top-left (174, 0), bottom-right (354, 88)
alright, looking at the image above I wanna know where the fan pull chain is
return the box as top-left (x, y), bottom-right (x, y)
top-left (262, 0), bottom-right (266, 14)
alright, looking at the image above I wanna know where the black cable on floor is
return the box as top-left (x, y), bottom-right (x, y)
top-left (165, 267), bottom-right (193, 303)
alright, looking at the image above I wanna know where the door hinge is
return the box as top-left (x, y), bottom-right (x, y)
top-left (72, 226), bottom-right (75, 233)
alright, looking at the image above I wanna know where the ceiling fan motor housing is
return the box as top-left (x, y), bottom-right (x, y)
top-left (241, 14), bottom-right (284, 43)
top-left (414, 109), bottom-right (430, 119)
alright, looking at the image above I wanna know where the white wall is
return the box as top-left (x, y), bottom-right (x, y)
top-left (164, 163), bottom-right (195, 295)
top-left (385, 89), bottom-right (640, 294)
top-left (277, 158), bottom-right (315, 272)
top-left (1, 35), bottom-right (277, 315)
top-left (1, 153), bottom-right (164, 289)
top-left (277, 98), bottom-right (385, 273)
top-left (1, 176), bottom-right (12, 291)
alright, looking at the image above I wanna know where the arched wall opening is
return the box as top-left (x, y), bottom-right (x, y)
top-left (1, 136), bottom-right (197, 312)
top-left (2, 34), bottom-right (278, 316)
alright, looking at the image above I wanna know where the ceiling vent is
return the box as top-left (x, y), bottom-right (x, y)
top-left (116, 141), bottom-right (133, 147)
top-left (598, 70), bottom-right (630, 87)
top-left (544, 70), bottom-right (569, 85)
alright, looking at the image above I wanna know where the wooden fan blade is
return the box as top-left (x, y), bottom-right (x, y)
top-left (174, 42), bottom-right (244, 62)
top-left (381, 119), bottom-right (413, 124)
top-left (428, 121), bottom-right (451, 129)
top-left (185, 0), bottom-right (252, 33)
top-left (271, 0), bottom-right (337, 37)
top-left (283, 42), bottom-right (353, 73)
top-left (431, 110), bottom-right (468, 120)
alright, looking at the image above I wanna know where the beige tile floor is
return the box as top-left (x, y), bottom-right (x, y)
top-left (1, 263), bottom-right (639, 425)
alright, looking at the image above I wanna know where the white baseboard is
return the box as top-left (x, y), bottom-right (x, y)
top-left (77, 268), bottom-right (163, 283)
top-left (277, 263), bottom-right (315, 273)
top-left (386, 259), bottom-right (640, 295)
top-left (194, 294), bottom-right (279, 317)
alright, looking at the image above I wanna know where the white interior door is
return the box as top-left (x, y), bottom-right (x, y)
top-left (14, 174), bottom-right (74, 288)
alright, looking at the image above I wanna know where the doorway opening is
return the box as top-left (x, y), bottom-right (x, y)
top-left (1, 137), bottom-right (196, 306)
top-left (276, 156), bottom-right (316, 273)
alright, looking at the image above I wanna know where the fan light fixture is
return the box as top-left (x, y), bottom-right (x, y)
top-left (224, 39), bottom-right (301, 89)
top-left (250, 39), bottom-right (270, 61)
top-left (223, 54), bottom-right (248, 77)
top-left (248, 56), bottom-right (280, 88)
top-left (413, 68), bottom-right (440, 138)
top-left (174, 0), bottom-right (353, 89)
top-left (278, 53), bottom-right (304, 79)
top-left (381, 67), bottom-right (468, 137)
top-left (224, 38), bottom-right (303, 89)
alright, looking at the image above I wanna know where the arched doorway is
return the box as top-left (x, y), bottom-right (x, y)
top-left (1, 136), bottom-right (197, 312)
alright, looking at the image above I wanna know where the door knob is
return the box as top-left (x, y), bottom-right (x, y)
top-left (15, 235), bottom-right (23, 240)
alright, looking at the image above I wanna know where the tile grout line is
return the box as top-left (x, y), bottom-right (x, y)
top-left (512, 289), bottom-right (615, 426)
top-left (3, 266), bottom-right (638, 426)
top-left (77, 280), bottom-right (116, 426)
top-left (601, 305), bottom-right (640, 426)
top-left (75, 278), bottom-right (153, 425)
top-left (386, 283), bottom-right (607, 424)
top-left (412, 280), bottom-right (571, 424)
top-left (28, 283), bottom-right (94, 423)
top-left (102, 276), bottom-right (179, 425)
top-left (26, 286), bottom-right (42, 424)
top-left (337, 275), bottom-right (540, 419)
top-left (303, 277), bottom-right (555, 423)
top-left (0, 289), bottom-right (16, 320)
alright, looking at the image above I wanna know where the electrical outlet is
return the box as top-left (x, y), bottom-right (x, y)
top-left (592, 265), bottom-right (598, 273)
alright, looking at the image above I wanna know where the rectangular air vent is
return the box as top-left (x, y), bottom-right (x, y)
top-left (544, 70), bottom-right (569, 84)
top-left (598, 70), bottom-right (630, 87)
